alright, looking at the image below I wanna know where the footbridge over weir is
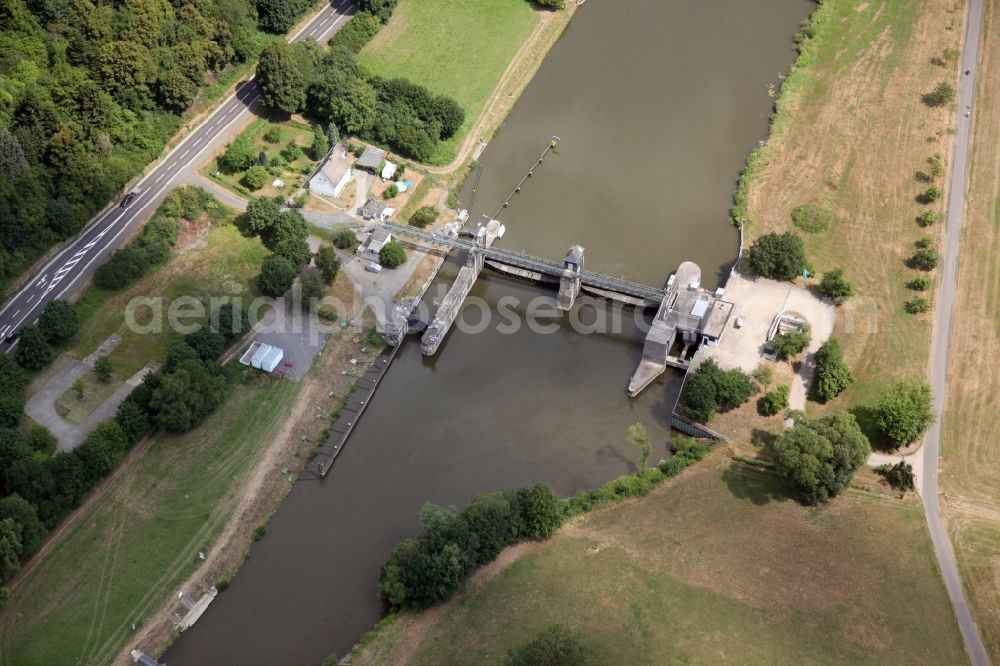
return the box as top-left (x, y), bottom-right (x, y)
top-left (382, 222), bottom-right (666, 305)
top-left (380, 222), bottom-right (735, 396)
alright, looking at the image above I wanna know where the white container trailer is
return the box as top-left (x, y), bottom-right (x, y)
top-left (259, 346), bottom-right (284, 373)
top-left (242, 340), bottom-right (285, 373)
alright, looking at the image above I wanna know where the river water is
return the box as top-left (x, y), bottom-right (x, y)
top-left (167, 1), bottom-right (811, 663)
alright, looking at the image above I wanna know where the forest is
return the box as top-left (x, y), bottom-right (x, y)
top-left (0, 0), bottom-right (315, 291)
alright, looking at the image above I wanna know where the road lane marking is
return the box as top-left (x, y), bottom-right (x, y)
top-left (155, 172), bottom-right (165, 183)
top-left (180, 149), bottom-right (190, 159)
top-left (4, 4), bottom-right (354, 338)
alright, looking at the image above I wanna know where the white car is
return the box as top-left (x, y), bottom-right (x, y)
top-left (365, 262), bottom-right (383, 274)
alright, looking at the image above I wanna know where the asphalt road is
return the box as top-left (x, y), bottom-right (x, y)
top-left (921, 0), bottom-right (990, 664)
top-left (0, 0), bottom-right (356, 352)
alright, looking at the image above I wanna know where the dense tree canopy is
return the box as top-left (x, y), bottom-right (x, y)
top-left (813, 339), bottom-right (853, 402)
top-left (38, 300), bottom-right (80, 342)
top-left (379, 483), bottom-right (565, 611)
top-left (745, 232), bottom-right (807, 281)
top-left (0, 0), bottom-right (319, 289)
top-left (679, 359), bottom-right (752, 422)
top-left (874, 381), bottom-right (934, 448)
top-left (770, 412), bottom-right (871, 504)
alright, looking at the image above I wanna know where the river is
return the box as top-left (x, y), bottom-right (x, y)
top-left (166, 1), bottom-right (812, 663)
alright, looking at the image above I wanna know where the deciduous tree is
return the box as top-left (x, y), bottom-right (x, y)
top-left (874, 382), bottom-right (934, 448)
top-left (769, 411), bottom-right (870, 504)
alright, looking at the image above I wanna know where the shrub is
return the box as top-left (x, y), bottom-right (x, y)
top-left (917, 210), bottom-right (941, 227)
top-left (94, 356), bottom-right (113, 382)
top-left (508, 625), bottom-right (587, 666)
top-left (311, 124), bottom-right (330, 161)
top-left (819, 268), bottom-right (854, 303)
top-left (329, 11), bottom-right (383, 52)
top-left (258, 254), bottom-right (298, 297)
top-left (94, 247), bottom-right (150, 290)
top-left (745, 232), bottom-right (807, 280)
top-left (813, 339), bottom-right (853, 402)
top-left (281, 141), bottom-right (303, 162)
top-left (908, 275), bottom-right (932, 291)
top-left (298, 267), bottom-right (325, 308)
top-left (772, 327), bottom-right (810, 360)
top-left (909, 248), bottom-right (939, 270)
top-left (923, 81), bottom-right (956, 107)
top-left (15, 327), bottom-right (52, 371)
top-left (263, 126), bottom-right (281, 143)
top-left (26, 424), bottom-right (56, 456)
top-left (753, 364), bottom-right (773, 388)
top-left (333, 226), bottom-right (358, 250)
top-left (242, 165), bottom-right (269, 190)
top-left (221, 137), bottom-right (256, 173)
top-left (315, 245), bottom-right (340, 284)
top-left (679, 359), bottom-right (752, 422)
top-left (38, 300), bottom-right (80, 342)
top-left (905, 297), bottom-right (931, 314)
top-left (382, 183), bottom-right (399, 199)
top-left (875, 461), bottom-right (916, 492)
top-left (916, 235), bottom-right (935, 249)
top-left (379, 241), bottom-right (407, 268)
top-left (409, 206), bottom-right (438, 229)
top-left (874, 381), bottom-right (934, 448)
top-left (789, 203), bottom-right (832, 233)
top-left (927, 154), bottom-right (945, 179)
top-left (917, 185), bottom-right (942, 204)
top-left (757, 385), bottom-right (790, 416)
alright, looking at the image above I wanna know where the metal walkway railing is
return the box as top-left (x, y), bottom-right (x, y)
top-left (383, 223), bottom-right (666, 302)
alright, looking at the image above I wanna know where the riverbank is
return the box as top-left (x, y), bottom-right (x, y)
top-left (360, 0), bottom-right (577, 178)
top-left (347, 447), bottom-right (965, 665)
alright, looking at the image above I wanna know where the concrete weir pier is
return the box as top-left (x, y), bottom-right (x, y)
top-left (627, 261), bottom-right (733, 396)
top-left (421, 220), bottom-right (505, 355)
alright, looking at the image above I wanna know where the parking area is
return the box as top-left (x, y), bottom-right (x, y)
top-left (697, 271), bottom-right (835, 374)
top-left (249, 298), bottom-right (336, 382)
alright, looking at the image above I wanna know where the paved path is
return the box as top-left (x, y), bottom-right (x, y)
top-left (0, 0), bottom-right (356, 354)
top-left (922, 0), bottom-right (989, 664)
top-left (25, 336), bottom-right (157, 452)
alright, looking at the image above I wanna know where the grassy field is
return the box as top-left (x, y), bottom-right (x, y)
top-left (941, 0), bottom-right (1000, 658)
top-left (358, 0), bottom-right (540, 164)
top-left (71, 223), bottom-right (267, 377)
top-left (743, 0), bottom-right (962, 412)
top-left (0, 376), bottom-right (301, 666)
top-left (353, 452), bottom-right (964, 665)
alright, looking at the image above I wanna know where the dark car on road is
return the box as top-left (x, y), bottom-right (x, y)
top-left (121, 189), bottom-right (140, 208)
top-left (4, 330), bottom-right (18, 344)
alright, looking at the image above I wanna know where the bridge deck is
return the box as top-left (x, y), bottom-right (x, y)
top-left (383, 223), bottom-right (665, 302)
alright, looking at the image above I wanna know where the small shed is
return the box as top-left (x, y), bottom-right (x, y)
top-left (360, 199), bottom-right (393, 221)
top-left (356, 146), bottom-right (387, 172)
top-left (380, 161), bottom-right (397, 180)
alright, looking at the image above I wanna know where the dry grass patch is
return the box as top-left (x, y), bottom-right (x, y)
top-left (744, 0), bottom-right (961, 407)
top-left (352, 450), bottom-right (964, 665)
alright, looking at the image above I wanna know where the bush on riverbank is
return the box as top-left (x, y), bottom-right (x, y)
top-left (377, 436), bottom-right (712, 611)
top-left (678, 359), bottom-right (753, 423)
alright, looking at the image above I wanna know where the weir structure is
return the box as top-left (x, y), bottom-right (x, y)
top-left (379, 223), bottom-right (734, 395)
